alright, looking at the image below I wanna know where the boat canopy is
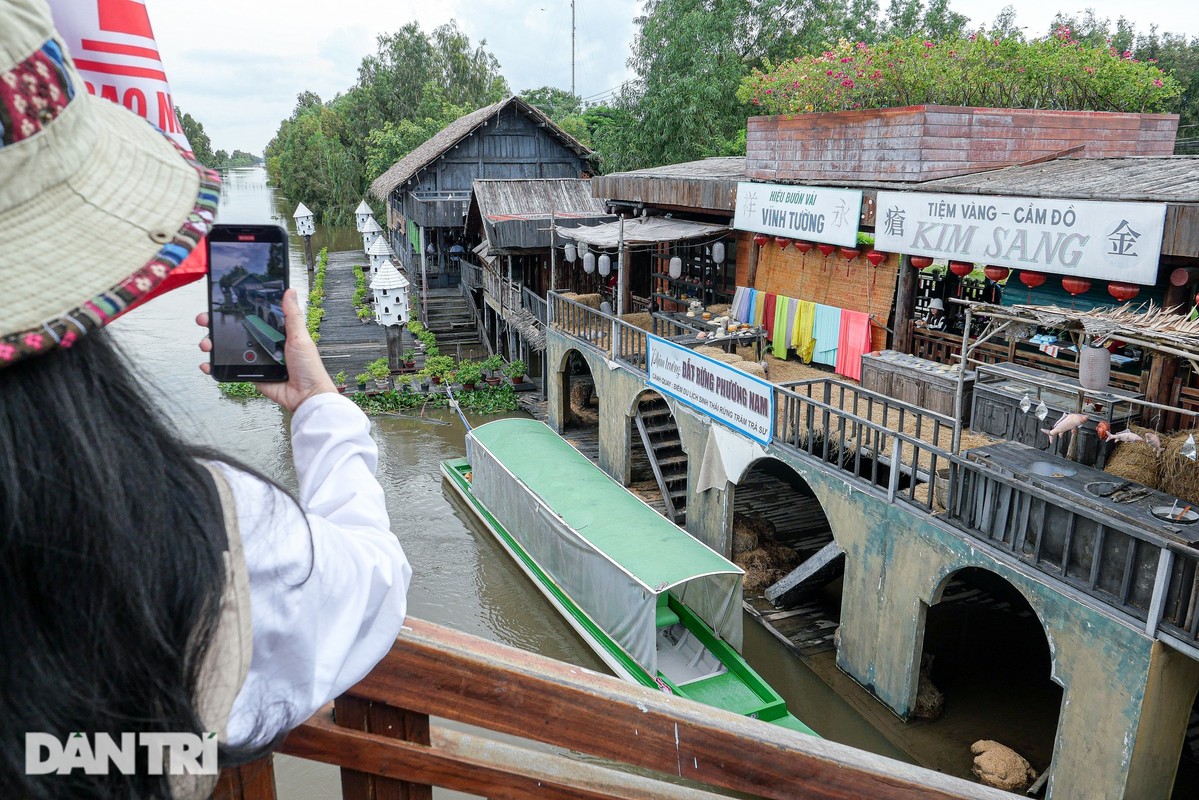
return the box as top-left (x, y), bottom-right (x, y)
top-left (467, 419), bottom-right (744, 674)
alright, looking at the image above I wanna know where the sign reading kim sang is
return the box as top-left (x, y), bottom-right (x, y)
top-left (734, 182), bottom-right (864, 248)
top-left (874, 191), bottom-right (1167, 285)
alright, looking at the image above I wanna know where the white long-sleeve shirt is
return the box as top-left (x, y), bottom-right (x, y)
top-left (215, 393), bottom-right (412, 746)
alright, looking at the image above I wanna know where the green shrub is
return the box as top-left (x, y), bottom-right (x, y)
top-left (503, 359), bottom-right (527, 380)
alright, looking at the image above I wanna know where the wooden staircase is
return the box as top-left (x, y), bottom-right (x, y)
top-left (634, 395), bottom-right (689, 526)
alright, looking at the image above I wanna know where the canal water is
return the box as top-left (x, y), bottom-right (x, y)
top-left (110, 167), bottom-right (907, 797)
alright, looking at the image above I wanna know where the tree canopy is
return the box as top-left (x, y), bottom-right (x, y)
top-left (176, 107), bottom-right (262, 170)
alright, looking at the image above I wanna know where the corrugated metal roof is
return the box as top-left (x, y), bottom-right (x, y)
top-left (369, 97), bottom-right (592, 201)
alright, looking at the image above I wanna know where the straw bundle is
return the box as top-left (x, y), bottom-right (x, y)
top-left (738, 361), bottom-right (767, 378)
top-left (695, 346), bottom-right (727, 359)
top-left (565, 292), bottom-right (602, 310)
top-left (732, 515), bottom-right (775, 556)
top-left (620, 312), bottom-right (654, 332)
top-left (1103, 438), bottom-right (1162, 491)
top-left (1159, 431), bottom-right (1199, 505)
top-left (706, 303), bottom-right (732, 316)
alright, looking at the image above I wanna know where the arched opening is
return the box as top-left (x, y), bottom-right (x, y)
top-left (917, 567), bottom-right (1061, 789)
top-left (733, 458), bottom-right (841, 656)
top-left (559, 349), bottom-right (600, 459)
top-left (627, 389), bottom-right (687, 525)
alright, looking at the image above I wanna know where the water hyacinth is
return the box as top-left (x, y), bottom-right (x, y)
top-left (738, 30), bottom-right (1181, 116)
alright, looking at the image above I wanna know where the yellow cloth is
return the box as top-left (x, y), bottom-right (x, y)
top-left (772, 297), bottom-right (791, 359)
top-left (795, 300), bottom-right (816, 363)
top-left (753, 294), bottom-right (765, 327)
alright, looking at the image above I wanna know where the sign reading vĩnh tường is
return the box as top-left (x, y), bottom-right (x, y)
top-left (874, 191), bottom-right (1167, 285)
top-left (734, 182), bottom-right (864, 248)
top-left (648, 335), bottom-right (775, 445)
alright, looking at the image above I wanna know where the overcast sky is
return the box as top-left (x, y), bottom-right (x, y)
top-left (146, 0), bottom-right (1198, 155)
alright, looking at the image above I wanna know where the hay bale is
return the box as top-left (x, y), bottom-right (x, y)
top-left (738, 361), bottom-right (767, 378)
top-left (970, 741), bottom-right (1037, 793)
top-left (706, 303), bottom-right (731, 316)
top-left (695, 345), bottom-right (726, 358)
top-left (711, 352), bottom-right (744, 364)
top-left (570, 293), bottom-right (602, 310)
top-left (1104, 439), bottom-right (1162, 490)
top-left (620, 312), bottom-right (654, 332)
top-left (735, 546), bottom-right (790, 593)
top-left (1160, 431), bottom-right (1199, 505)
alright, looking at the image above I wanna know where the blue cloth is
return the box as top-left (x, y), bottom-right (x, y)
top-left (812, 304), bottom-right (842, 366)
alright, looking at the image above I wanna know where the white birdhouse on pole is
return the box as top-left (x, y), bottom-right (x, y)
top-left (367, 236), bottom-right (395, 277)
top-left (371, 261), bottom-right (411, 327)
top-left (293, 202), bottom-right (316, 271)
top-left (361, 217), bottom-right (383, 253)
top-left (354, 200), bottom-right (373, 232)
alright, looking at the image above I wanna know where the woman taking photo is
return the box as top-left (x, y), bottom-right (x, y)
top-left (0, 1), bottom-right (412, 797)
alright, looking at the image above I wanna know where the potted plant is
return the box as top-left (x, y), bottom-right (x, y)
top-left (402, 348), bottom-right (417, 369)
top-left (354, 372), bottom-right (370, 393)
top-left (356, 305), bottom-right (373, 322)
top-left (333, 371), bottom-right (348, 394)
top-left (504, 358), bottom-right (527, 385)
top-left (481, 354), bottom-right (503, 385)
top-left (368, 357), bottom-right (391, 389)
top-left (425, 355), bottom-right (455, 385)
top-left (455, 360), bottom-right (483, 390)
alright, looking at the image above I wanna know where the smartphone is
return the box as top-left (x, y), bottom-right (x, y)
top-left (206, 224), bottom-right (289, 382)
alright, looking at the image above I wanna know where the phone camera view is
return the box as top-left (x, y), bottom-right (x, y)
top-left (209, 240), bottom-right (287, 370)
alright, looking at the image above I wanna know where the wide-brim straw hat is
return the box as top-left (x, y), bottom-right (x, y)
top-left (0, 0), bottom-right (220, 368)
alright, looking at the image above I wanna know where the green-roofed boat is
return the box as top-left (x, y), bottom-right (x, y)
top-left (441, 418), bottom-right (817, 736)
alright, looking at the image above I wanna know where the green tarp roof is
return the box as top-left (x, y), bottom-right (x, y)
top-left (468, 418), bottom-right (741, 591)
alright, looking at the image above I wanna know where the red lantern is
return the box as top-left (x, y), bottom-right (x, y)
top-left (794, 241), bottom-right (813, 254)
top-left (753, 233), bottom-right (770, 248)
top-left (909, 255), bottom-right (934, 270)
top-left (776, 236), bottom-right (792, 250)
top-left (1107, 281), bottom-right (1140, 302)
top-left (1018, 270), bottom-right (1047, 289)
top-left (1062, 276), bottom-right (1092, 296)
top-left (949, 261), bottom-right (973, 278)
top-left (839, 246), bottom-right (860, 261)
top-left (817, 243), bottom-right (837, 257)
top-left (984, 265), bottom-right (1010, 282)
top-left (866, 250), bottom-right (887, 266)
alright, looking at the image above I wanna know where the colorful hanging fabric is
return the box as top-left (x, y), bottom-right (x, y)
top-left (794, 300), bottom-right (816, 363)
top-left (772, 297), bottom-right (791, 359)
top-left (782, 297), bottom-right (797, 355)
top-left (731, 287), bottom-right (749, 322)
top-left (812, 304), bottom-right (841, 366)
top-left (764, 293), bottom-right (778, 339)
top-left (835, 310), bottom-right (872, 381)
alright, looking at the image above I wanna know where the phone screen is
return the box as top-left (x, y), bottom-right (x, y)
top-left (206, 224), bottom-right (289, 382)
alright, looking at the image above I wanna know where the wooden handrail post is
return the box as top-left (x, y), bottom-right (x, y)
top-left (334, 695), bottom-right (432, 800)
top-left (215, 755), bottom-right (277, 800)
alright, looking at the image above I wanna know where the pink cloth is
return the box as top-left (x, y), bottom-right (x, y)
top-left (834, 310), bottom-right (872, 381)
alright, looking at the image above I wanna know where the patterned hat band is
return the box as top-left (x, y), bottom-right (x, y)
top-left (0, 39), bottom-right (74, 149)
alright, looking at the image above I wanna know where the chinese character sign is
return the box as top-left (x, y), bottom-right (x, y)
top-left (874, 191), bottom-right (1167, 285)
top-left (733, 182), bottom-right (864, 248)
top-left (48, 0), bottom-right (191, 150)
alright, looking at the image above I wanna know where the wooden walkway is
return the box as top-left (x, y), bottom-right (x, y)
top-left (316, 250), bottom-right (414, 378)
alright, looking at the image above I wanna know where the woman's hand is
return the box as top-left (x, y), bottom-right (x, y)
top-left (197, 288), bottom-right (337, 413)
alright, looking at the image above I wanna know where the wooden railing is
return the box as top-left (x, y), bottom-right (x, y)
top-left (219, 618), bottom-right (1007, 800)
top-left (773, 380), bottom-right (956, 513)
top-left (522, 286), bottom-right (548, 324)
top-left (459, 260), bottom-right (483, 291)
top-left (909, 325), bottom-right (1142, 393)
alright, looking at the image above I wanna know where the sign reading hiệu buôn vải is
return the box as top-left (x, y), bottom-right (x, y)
top-left (648, 335), bottom-right (774, 445)
top-left (733, 182), bottom-right (864, 248)
top-left (874, 191), bottom-right (1168, 285)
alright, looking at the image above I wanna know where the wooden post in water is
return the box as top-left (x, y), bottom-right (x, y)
top-left (386, 325), bottom-right (403, 373)
top-left (303, 234), bottom-right (314, 274)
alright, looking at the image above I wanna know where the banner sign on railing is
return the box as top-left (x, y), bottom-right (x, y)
top-left (874, 191), bottom-right (1167, 285)
top-left (648, 335), bottom-right (774, 444)
top-left (733, 182), bottom-right (863, 248)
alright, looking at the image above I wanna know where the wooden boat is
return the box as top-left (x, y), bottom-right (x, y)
top-left (441, 418), bottom-right (817, 735)
top-left (242, 314), bottom-right (285, 364)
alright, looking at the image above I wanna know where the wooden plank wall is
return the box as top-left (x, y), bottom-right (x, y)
top-left (735, 231), bottom-right (897, 351)
top-left (747, 105), bottom-right (1179, 183)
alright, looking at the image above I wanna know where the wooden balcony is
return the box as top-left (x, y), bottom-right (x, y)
top-left (219, 618), bottom-right (1006, 800)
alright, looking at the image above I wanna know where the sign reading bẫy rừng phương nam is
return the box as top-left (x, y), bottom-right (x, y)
top-left (874, 191), bottom-right (1167, 285)
top-left (647, 335), bottom-right (774, 445)
top-left (733, 182), bottom-right (864, 248)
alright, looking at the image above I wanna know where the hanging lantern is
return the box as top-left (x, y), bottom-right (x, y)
top-left (1018, 270), bottom-right (1047, 289)
top-left (564, 243), bottom-right (577, 263)
top-left (579, 241), bottom-right (589, 255)
top-left (817, 243), bottom-right (837, 257)
top-left (668, 256), bottom-right (683, 280)
top-left (598, 253), bottom-right (612, 276)
top-left (795, 241), bottom-right (813, 254)
top-left (753, 233), bottom-right (770, 247)
top-left (1062, 276), bottom-right (1092, 296)
top-left (948, 261), bottom-right (973, 278)
top-left (1107, 281), bottom-right (1140, 302)
top-left (712, 242), bottom-right (726, 264)
top-left (984, 265), bottom-right (1010, 282)
top-left (909, 255), bottom-right (934, 270)
top-left (776, 236), bottom-right (792, 250)
top-left (866, 250), bottom-right (887, 267)
top-left (840, 246), bottom-right (861, 261)
top-left (583, 252), bottom-right (596, 274)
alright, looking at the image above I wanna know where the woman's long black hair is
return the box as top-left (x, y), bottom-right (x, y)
top-left (0, 331), bottom-right (275, 798)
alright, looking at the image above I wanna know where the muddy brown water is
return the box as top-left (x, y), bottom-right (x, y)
top-left (108, 167), bottom-right (908, 797)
